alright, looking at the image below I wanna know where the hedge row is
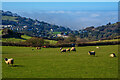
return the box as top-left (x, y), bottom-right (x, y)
top-left (1, 41), bottom-right (120, 47)
top-left (77, 41), bottom-right (120, 46)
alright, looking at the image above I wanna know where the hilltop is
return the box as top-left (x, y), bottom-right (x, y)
top-left (78, 22), bottom-right (119, 40)
top-left (1, 10), bottom-right (71, 38)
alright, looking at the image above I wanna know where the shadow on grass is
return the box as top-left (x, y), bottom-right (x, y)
top-left (19, 37), bottom-right (27, 40)
top-left (14, 37), bottom-right (27, 40)
top-left (10, 65), bottom-right (24, 67)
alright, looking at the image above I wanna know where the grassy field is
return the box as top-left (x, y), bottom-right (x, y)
top-left (2, 45), bottom-right (118, 78)
top-left (88, 39), bottom-right (119, 43)
top-left (53, 32), bottom-right (61, 34)
top-left (1, 35), bottom-right (32, 43)
top-left (0, 30), bottom-right (2, 35)
top-left (45, 39), bottom-right (58, 45)
top-left (1, 34), bottom-right (58, 44)
top-left (2, 16), bottom-right (18, 22)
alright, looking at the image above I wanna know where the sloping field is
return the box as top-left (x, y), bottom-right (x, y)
top-left (1, 34), bottom-right (57, 45)
top-left (1, 35), bottom-right (32, 43)
top-left (88, 39), bottom-right (119, 43)
top-left (2, 16), bottom-right (18, 22)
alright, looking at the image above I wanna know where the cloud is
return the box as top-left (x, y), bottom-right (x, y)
top-left (47, 11), bottom-right (73, 14)
top-left (48, 11), bottom-right (65, 14)
top-left (18, 10), bottom-right (117, 30)
top-left (90, 14), bottom-right (100, 17)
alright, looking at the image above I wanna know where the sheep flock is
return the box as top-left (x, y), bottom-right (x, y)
top-left (59, 46), bottom-right (117, 58)
top-left (60, 47), bottom-right (76, 53)
top-left (4, 46), bottom-right (117, 67)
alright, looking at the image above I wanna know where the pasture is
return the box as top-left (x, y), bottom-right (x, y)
top-left (1, 35), bottom-right (32, 43)
top-left (88, 39), bottom-right (119, 43)
top-left (1, 34), bottom-right (58, 45)
top-left (2, 16), bottom-right (18, 22)
top-left (2, 45), bottom-right (118, 78)
top-left (45, 39), bottom-right (58, 45)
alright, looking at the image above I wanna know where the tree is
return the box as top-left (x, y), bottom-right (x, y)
top-left (25, 37), bottom-right (44, 47)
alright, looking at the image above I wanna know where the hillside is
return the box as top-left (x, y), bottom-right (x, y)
top-left (78, 22), bottom-right (119, 40)
top-left (1, 10), bottom-right (119, 41)
top-left (0, 28), bottom-right (57, 45)
top-left (1, 10), bottom-right (71, 38)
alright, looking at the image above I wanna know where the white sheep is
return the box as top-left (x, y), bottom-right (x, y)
top-left (60, 47), bottom-right (63, 50)
top-left (61, 49), bottom-right (66, 53)
top-left (88, 51), bottom-right (95, 56)
top-left (36, 47), bottom-right (41, 50)
top-left (96, 46), bottom-right (99, 49)
top-left (4, 58), bottom-right (14, 66)
top-left (70, 47), bottom-right (76, 51)
top-left (66, 48), bottom-right (70, 52)
top-left (60, 47), bottom-right (66, 53)
top-left (110, 53), bottom-right (116, 57)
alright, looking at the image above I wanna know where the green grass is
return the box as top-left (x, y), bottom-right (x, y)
top-left (2, 38), bottom-right (25, 42)
top-left (21, 35), bottom-right (32, 40)
top-left (2, 16), bottom-right (18, 22)
top-left (1, 35), bottom-right (32, 43)
top-left (0, 30), bottom-right (2, 35)
top-left (0, 30), bottom-right (2, 42)
top-left (1, 35), bottom-right (57, 45)
top-left (2, 45), bottom-right (118, 78)
top-left (53, 32), bottom-right (61, 34)
top-left (88, 39), bottom-right (119, 43)
top-left (45, 39), bottom-right (58, 45)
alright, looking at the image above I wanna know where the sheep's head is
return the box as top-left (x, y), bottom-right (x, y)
top-left (113, 53), bottom-right (116, 57)
top-left (110, 53), bottom-right (116, 57)
top-left (60, 47), bottom-right (62, 50)
top-left (4, 58), bottom-right (8, 61)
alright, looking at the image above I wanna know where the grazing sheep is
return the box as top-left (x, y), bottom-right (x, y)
top-left (60, 47), bottom-right (63, 50)
top-left (110, 53), bottom-right (116, 57)
top-left (4, 58), bottom-right (14, 66)
top-left (96, 46), bottom-right (99, 49)
top-left (60, 47), bottom-right (67, 53)
top-left (61, 49), bottom-right (66, 53)
top-left (88, 51), bottom-right (95, 56)
top-left (60, 47), bottom-right (70, 53)
top-left (66, 48), bottom-right (70, 52)
top-left (36, 47), bottom-right (41, 50)
top-left (70, 47), bottom-right (76, 51)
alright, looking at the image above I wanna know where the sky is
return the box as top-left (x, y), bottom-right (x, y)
top-left (1, 0), bottom-right (120, 2)
top-left (2, 2), bottom-right (119, 30)
top-left (2, 2), bottom-right (118, 11)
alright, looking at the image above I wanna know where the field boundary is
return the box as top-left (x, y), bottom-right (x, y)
top-left (1, 78), bottom-right (118, 80)
top-left (1, 41), bottom-right (120, 47)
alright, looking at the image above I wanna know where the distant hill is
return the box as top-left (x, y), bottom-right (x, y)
top-left (78, 22), bottom-right (119, 40)
top-left (1, 10), bottom-right (71, 38)
top-left (1, 10), bottom-right (119, 41)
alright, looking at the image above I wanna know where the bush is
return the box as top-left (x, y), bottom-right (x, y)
top-left (2, 28), bottom-right (21, 38)
top-left (25, 37), bottom-right (44, 47)
top-left (44, 41), bottom-right (50, 46)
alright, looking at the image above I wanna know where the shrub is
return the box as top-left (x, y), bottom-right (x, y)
top-left (25, 37), bottom-right (44, 47)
